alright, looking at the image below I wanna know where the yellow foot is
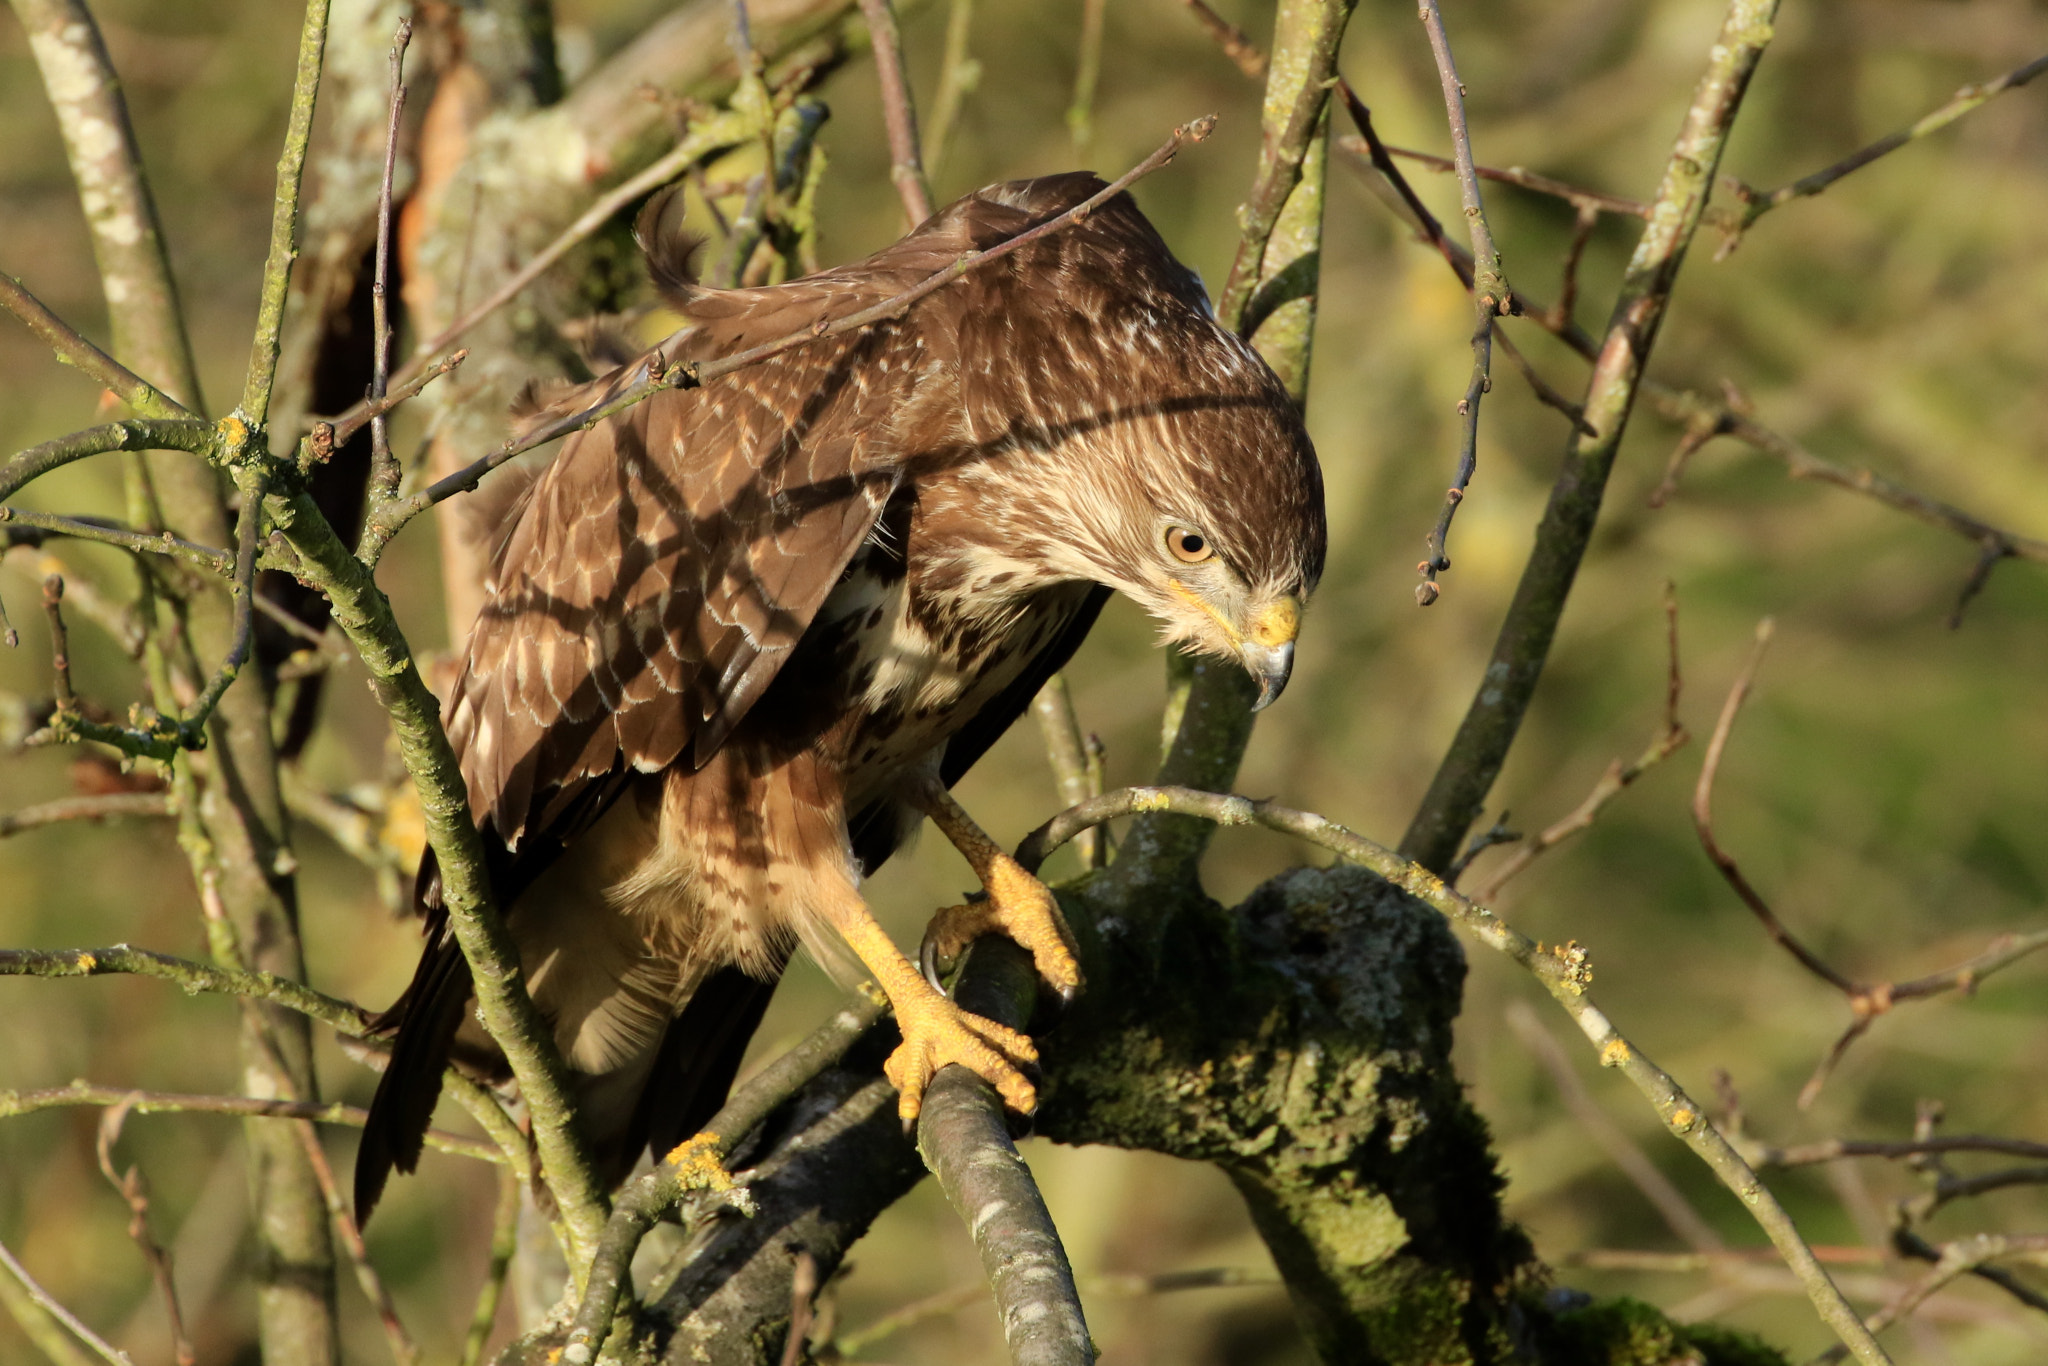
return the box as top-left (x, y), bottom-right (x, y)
top-left (919, 856), bottom-right (1084, 1001)
top-left (884, 984), bottom-right (1040, 1125)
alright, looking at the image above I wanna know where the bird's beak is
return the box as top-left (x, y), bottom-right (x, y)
top-left (1245, 639), bottom-right (1295, 712)
top-left (1242, 596), bottom-right (1301, 713)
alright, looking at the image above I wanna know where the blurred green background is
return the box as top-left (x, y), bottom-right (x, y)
top-left (3, 0), bottom-right (2046, 1362)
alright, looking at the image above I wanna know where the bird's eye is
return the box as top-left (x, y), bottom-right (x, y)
top-left (1166, 526), bottom-right (1214, 564)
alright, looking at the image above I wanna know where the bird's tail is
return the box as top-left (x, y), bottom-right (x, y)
top-left (355, 853), bottom-right (474, 1225)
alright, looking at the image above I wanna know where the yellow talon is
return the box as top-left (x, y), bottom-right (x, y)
top-left (922, 857), bottom-right (1083, 1000)
top-left (884, 986), bottom-right (1040, 1124)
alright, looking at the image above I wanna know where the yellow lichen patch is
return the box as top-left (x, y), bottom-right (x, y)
top-left (1600, 1038), bottom-right (1631, 1068)
top-left (1250, 596), bottom-right (1302, 648)
top-left (76, 952), bottom-right (96, 972)
top-left (216, 414), bottom-right (248, 447)
top-left (664, 1132), bottom-right (734, 1191)
top-left (1669, 1107), bottom-right (1697, 1132)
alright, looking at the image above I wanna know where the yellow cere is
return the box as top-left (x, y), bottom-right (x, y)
top-left (1251, 596), bottom-right (1301, 648)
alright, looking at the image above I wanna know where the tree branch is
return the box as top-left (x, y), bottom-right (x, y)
top-left (0, 792), bottom-right (171, 838)
top-left (0, 1235), bottom-right (133, 1366)
top-left (856, 0), bottom-right (933, 224)
top-left (1412, 0), bottom-right (1511, 605)
top-left (1018, 784), bottom-right (1893, 1365)
top-left (0, 275), bottom-right (192, 420)
top-left (1400, 0), bottom-right (1783, 874)
top-left (1718, 52), bottom-right (2048, 254)
top-left (235, 0), bottom-right (329, 426)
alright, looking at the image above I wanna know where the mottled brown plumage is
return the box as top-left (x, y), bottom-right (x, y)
top-left (356, 173), bottom-right (1325, 1220)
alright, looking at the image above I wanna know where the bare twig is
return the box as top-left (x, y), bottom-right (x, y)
top-left (94, 1098), bottom-right (194, 1366)
top-left (0, 1235), bottom-right (133, 1366)
top-left (175, 473), bottom-right (267, 739)
top-left (1411, 0), bottom-right (1512, 606)
top-left (1178, 0), bottom-right (1266, 79)
top-left (367, 19), bottom-right (413, 501)
top-left (459, 1167), bottom-right (521, 1366)
top-left (325, 349), bottom-right (466, 449)
top-left (1809, 1234), bottom-right (2048, 1365)
top-left (1718, 53), bottom-right (2048, 255)
top-left (0, 1081), bottom-right (501, 1163)
top-left (1400, 0), bottom-right (1786, 874)
top-left (1368, 142), bottom-right (1649, 218)
top-left (857, 0), bottom-right (934, 224)
top-left (369, 116), bottom-right (1218, 553)
top-left (291, 1122), bottom-right (421, 1366)
top-left (776, 1251), bottom-right (820, 1366)
top-left (0, 419), bottom-right (216, 507)
top-left (1466, 586), bottom-right (1688, 901)
top-left (0, 792), bottom-right (171, 838)
top-left (337, 104), bottom-right (761, 453)
top-left (1031, 675), bottom-right (1103, 868)
top-left (0, 508), bottom-right (232, 579)
top-left (1694, 619), bottom-right (1856, 992)
top-left (235, 0), bottom-right (329, 425)
top-left (1016, 784), bottom-right (1892, 1365)
top-left (923, 0), bottom-right (980, 175)
top-left (1507, 1002), bottom-right (1725, 1253)
top-left (0, 275), bottom-right (191, 420)
top-left (1066, 0), bottom-right (1107, 151)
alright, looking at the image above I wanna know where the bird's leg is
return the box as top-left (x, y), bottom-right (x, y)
top-left (816, 880), bottom-right (1041, 1124)
top-left (903, 776), bottom-right (1084, 1002)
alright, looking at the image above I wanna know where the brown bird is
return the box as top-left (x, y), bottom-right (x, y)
top-left (355, 172), bottom-right (1325, 1220)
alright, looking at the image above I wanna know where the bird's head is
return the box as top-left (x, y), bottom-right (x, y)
top-left (916, 173), bottom-right (1328, 709)
top-left (1100, 411), bottom-right (1325, 711)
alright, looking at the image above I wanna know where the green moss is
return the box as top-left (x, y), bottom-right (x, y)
top-left (1539, 1297), bottom-right (1790, 1366)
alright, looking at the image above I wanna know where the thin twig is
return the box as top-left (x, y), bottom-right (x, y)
top-left (337, 105), bottom-right (760, 446)
top-left (1066, 0), bottom-right (1107, 151)
top-left (0, 1081), bottom-right (502, 1163)
top-left (369, 116), bottom-right (1218, 554)
top-left (0, 1236), bottom-right (133, 1366)
top-left (1466, 586), bottom-right (1687, 901)
top-left (1693, 619), bottom-right (1858, 992)
top-left (291, 1121), bottom-right (422, 1366)
top-left (175, 472), bottom-right (267, 740)
top-left (94, 1098), bottom-right (194, 1366)
top-left (236, 0), bottom-right (330, 425)
top-left (1752, 1134), bottom-right (2048, 1169)
top-left (1397, 0), bottom-right (1786, 874)
top-left (0, 275), bottom-right (192, 420)
top-left (0, 419), bottom-right (216, 507)
top-left (1015, 784), bottom-right (1892, 1366)
top-left (0, 508), bottom-right (232, 578)
top-left (0, 792), bottom-right (171, 838)
top-left (1370, 142), bottom-right (1650, 218)
top-left (1178, 0), bottom-right (1266, 79)
top-left (857, 0), bottom-right (933, 224)
top-left (368, 19), bottom-right (413, 500)
top-left (459, 1167), bottom-right (521, 1366)
top-left (1718, 53), bottom-right (2048, 255)
top-left (777, 1250), bottom-right (820, 1366)
top-left (1507, 1002), bottom-right (1726, 1254)
top-left (325, 348), bottom-right (466, 448)
top-left (1412, 0), bottom-right (1511, 605)
top-left (1809, 1234), bottom-right (2048, 1366)
top-left (1031, 675), bottom-right (1102, 868)
top-left (923, 0), bottom-right (980, 176)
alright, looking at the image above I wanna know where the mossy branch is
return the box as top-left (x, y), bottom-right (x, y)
top-left (1018, 785), bottom-right (1890, 1366)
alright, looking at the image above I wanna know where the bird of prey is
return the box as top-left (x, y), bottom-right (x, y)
top-left (354, 172), bottom-right (1326, 1219)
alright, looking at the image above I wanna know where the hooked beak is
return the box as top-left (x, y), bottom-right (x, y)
top-left (1245, 639), bottom-right (1295, 712)
top-left (1242, 595), bottom-right (1301, 713)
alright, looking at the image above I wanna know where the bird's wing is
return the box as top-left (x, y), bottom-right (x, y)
top-left (448, 288), bottom-right (943, 857)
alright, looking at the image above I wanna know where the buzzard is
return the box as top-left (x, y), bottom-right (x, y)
top-left (355, 172), bottom-right (1326, 1218)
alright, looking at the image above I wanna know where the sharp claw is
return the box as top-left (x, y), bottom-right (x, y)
top-left (919, 931), bottom-right (946, 994)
